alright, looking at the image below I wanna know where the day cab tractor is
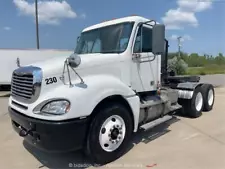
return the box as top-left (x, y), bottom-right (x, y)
top-left (8, 16), bottom-right (215, 164)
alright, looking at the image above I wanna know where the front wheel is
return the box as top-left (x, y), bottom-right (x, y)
top-left (85, 103), bottom-right (133, 165)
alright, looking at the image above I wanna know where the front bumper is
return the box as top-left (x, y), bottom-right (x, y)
top-left (9, 107), bottom-right (89, 152)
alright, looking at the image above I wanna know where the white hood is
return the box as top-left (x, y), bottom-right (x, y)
top-left (29, 53), bottom-right (125, 78)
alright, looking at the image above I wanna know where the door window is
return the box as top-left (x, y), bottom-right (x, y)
top-left (133, 26), bottom-right (152, 53)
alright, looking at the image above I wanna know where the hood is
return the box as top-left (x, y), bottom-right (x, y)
top-left (28, 53), bottom-right (123, 77)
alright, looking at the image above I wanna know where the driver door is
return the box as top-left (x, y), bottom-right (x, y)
top-left (131, 24), bottom-right (160, 92)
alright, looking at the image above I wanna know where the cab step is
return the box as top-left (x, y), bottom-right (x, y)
top-left (139, 115), bottom-right (173, 130)
top-left (169, 103), bottom-right (182, 112)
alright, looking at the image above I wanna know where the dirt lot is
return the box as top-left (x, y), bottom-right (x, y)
top-left (0, 87), bottom-right (225, 169)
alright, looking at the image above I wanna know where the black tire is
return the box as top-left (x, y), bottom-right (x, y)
top-left (201, 84), bottom-right (215, 111)
top-left (85, 103), bottom-right (133, 165)
top-left (183, 87), bottom-right (204, 118)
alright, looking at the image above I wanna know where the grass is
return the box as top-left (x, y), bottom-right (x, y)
top-left (187, 65), bottom-right (225, 75)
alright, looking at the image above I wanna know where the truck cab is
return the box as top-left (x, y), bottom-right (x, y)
top-left (75, 16), bottom-right (161, 92)
top-left (8, 16), bottom-right (215, 165)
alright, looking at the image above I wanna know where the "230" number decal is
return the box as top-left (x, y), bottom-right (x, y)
top-left (45, 77), bottom-right (57, 85)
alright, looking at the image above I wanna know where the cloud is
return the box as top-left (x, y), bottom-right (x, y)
top-left (170, 34), bottom-right (179, 40)
top-left (170, 34), bottom-right (192, 41)
top-left (162, 0), bottom-right (213, 29)
top-left (13, 0), bottom-right (77, 25)
top-left (3, 27), bottom-right (11, 31)
top-left (162, 9), bottom-right (198, 30)
top-left (178, 0), bottom-right (212, 12)
top-left (182, 34), bottom-right (192, 41)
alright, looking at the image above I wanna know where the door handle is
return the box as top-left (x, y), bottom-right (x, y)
top-left (133, 53), bottom-right (141, 58)
top-left (132, 53), bottom-right (141, 62)
top-left (133, 53), bottom-right (156, 63)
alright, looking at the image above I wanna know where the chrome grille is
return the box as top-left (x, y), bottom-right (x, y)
top-left (11, 73), bottom-right (33, 99)
top-left (11, 66), bottom-right (42, 103)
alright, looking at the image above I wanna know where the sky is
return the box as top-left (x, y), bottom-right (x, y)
top-left (0, 0), bottom-right (224, 55)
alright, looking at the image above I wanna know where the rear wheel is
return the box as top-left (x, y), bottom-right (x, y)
top-left (85, 103), bottom-right (133, 165)
top-left (183, 87), bottom-right (204, 118)
top-left (201, 84), bottom-right (215, 111)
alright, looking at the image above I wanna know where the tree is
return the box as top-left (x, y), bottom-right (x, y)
top-left (168, 51), bottom-right (225, 72)
top-left (215, 53), bottom-right (225, 65)
top-left (168, 56), bottom-right (188, 75)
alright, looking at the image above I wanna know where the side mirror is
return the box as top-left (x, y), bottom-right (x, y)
top-left (68, 53), bottom-right (81, 68)
top-left (152, 24), bottom-right (165, 55)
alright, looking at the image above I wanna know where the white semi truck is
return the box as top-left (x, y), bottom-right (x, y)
top-left (8, 16), bottom-right (215, 164)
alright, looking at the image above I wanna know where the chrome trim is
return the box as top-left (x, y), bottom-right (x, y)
top-left (12, 78), bottom-right (33, 84)
top-left (11, 100), bottom-right (28, 110)
top-left (11, 85), bottom-right (33, 91)
top-left (11, 66), bottom-right (42, 104)
top-left (12, 86), bottom-right (33, 95)
top-left (176, 89), bottom-right (193, 99)
top-left (12, 81), bottom-right (33, 88)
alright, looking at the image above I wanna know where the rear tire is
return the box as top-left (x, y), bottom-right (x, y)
top-left (85, 103), bottom-right (133, 165)
top-left (201, 84), bottom-right (215, 111)
top-left (183, 87), bottom-right (204, 118)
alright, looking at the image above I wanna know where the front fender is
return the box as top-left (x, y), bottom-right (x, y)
top-left (33, 75), bottom-right (137, 121)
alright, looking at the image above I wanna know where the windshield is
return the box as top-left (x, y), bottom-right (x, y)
top-left (75, 22), bottom-right (134, 54)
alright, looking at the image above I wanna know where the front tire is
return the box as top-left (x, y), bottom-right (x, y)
top-left (85, 103), bottom-right (133, 165)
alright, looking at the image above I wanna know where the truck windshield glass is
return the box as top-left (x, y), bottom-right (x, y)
top-left (75, 22), bottom-right (134, 54)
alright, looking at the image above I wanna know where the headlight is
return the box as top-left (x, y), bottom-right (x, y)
top-left (41, 100), bottom-right (70, 115)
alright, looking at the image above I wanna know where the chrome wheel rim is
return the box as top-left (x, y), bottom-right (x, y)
top-left (208, 89), bottom-right (214, 106)
top-left (99, 115), bottom-right (126, 152)
top-left (195, 92), bottom-right (203, 111)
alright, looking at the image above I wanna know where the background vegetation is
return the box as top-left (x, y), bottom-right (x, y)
top-left (167, 52), bottom-right (225, 75)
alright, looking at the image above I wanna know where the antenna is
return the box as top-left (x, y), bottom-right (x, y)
top-left (35, 0), bottom-right (40, 49)
top-left (177, 36), bottom-right (182, 58)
